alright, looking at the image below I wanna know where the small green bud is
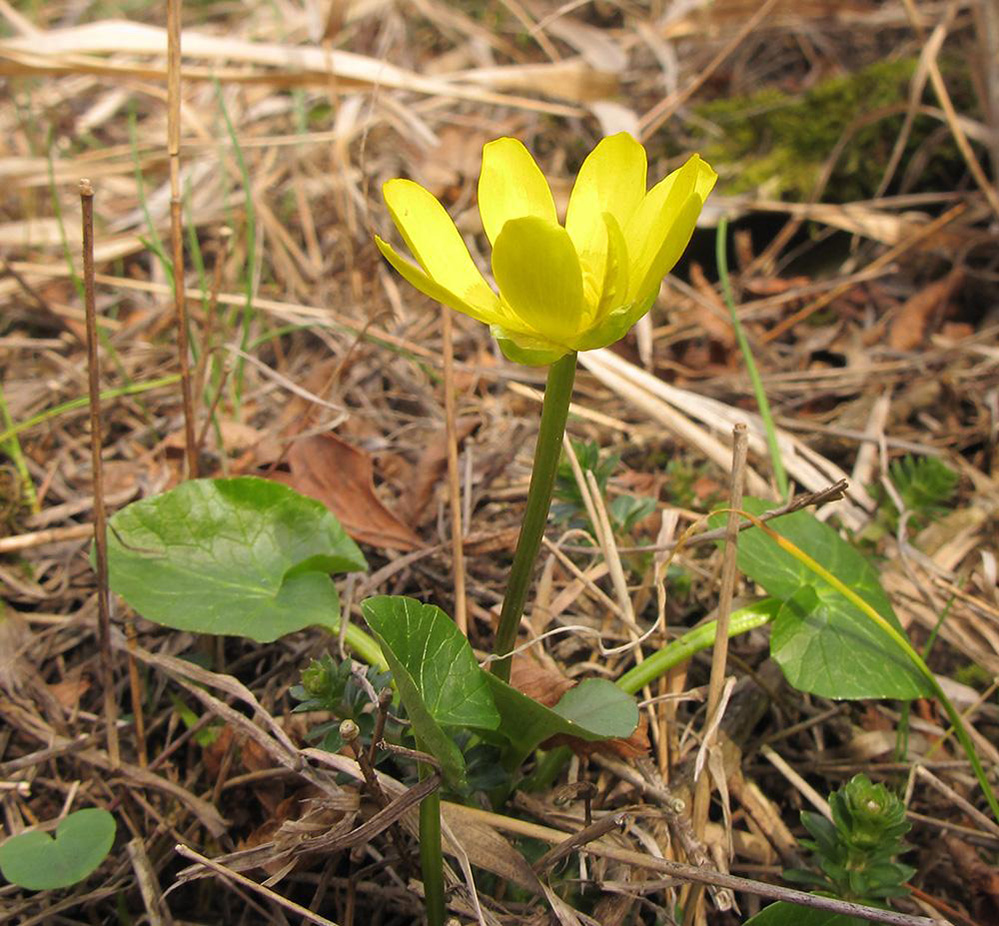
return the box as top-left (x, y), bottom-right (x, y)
top-left (833, 774), bottom-right (909, 851)
top-left (300, 660), bottom-right (330, 698)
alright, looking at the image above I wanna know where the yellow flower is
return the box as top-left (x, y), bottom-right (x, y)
top-left (375, 132), bottom-right (716, 365)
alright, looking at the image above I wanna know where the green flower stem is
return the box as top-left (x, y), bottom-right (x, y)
top-left (616, 601), bottom-right (779, 695)
top-left (339, 621), bottom-right (387, 671)
top-left (418, 775), bottom-right (445, 926)
top-left (492, 352), bottom-right (578, 683)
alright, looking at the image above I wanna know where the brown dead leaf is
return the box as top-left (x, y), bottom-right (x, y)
top-left (942, 834), bottom-right (999, 914)
top-left (689, 263), bottom-right (736, 349)
top-left (398, 417), bottom-right (479, 527)
top-left (510, 657), bottom-right (650, 759)
top-left (510, 657), bottom-right (576, 708)
top-left (939, 321), bottom-right (974, 341)
top-left (462, 527), bottom-right (520, 556)
top-left (273, 432), bottom-right (421, 551)
top-left (441, 802), bottom-right (544, 893)
top-left (743, 274), bottom-right (811, 296)
top-left (887, 267), bottom-right (964, 351)
top-left (202, 725), bottom-right (234, 781)
top-left (48, 675), bottom-right (90, 709)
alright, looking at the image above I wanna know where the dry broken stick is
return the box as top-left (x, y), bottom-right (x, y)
top-left (80, 178), bottom-right (120, 770)
top-left (533, 811), bottom-right (630, 873)
top-left (340, 720), bottom-right (412, 872)
top-left (596, 753), bottom-right (734, 913)
top-left (562, 478), bottom-right (851, 556)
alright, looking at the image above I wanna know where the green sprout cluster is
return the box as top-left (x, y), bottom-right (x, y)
top-left (786, 774), bottom-right (915, 904)
top-left (553, 439), bottom-right (656, 536)
top-left (290, 654), bottom-right (394, 753)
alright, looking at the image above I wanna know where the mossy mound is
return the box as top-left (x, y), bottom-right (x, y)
top-left (690, 57), bottom-right (973, 201)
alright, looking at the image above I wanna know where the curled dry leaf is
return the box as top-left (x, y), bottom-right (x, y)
top-left (942, 834), bottom-right (999, 914)
top-left (398, 416), bottom-right (479, 527)
top-left (888, 267), bottom-right (964, 351)
top-left (689, 262), bottom-right (736, 350)
top-left (271, 432), bottom-right (421, 551)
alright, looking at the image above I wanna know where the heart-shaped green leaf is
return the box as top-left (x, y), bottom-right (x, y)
top-left (107, 477), bottom-right (366, 643)
top-left (484, 673), bottom-right (638, 766)
top-left (0, 808), bottom-right (116, 891)
top-left (714, 500), bottom-right (929, 700)
top-left (361, 596), bottom-right (500, 788)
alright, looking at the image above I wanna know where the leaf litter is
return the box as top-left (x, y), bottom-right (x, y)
top-left (1, 1), bottom-right (998, 925)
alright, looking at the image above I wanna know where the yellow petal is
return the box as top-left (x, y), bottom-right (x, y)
top-left (592, 211), bottom-right (629, 322)
top-left (477, 138), bottom-right (557, 247)
top-left (382, 178), bottom-right (499, 313)
top-left (374, 236), bottom-right (503, 326)
top-left (625, 155), bottom-right (717, 303)
top-left (565, 132), bottom-right (647, 262)
top-left (491, 216), bottom-right (584, 345)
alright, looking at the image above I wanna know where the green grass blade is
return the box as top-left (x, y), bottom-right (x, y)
top-left (716, 218), bottom-right (789, 498)
top-left (0, 375), bottom-right (181, 447)
top-left (128, 109), bottom-right (174, 288)
top-left (45, 133), bottom-right (84, 302)
top-left (213, 78), bottom-right (256, 410)
top-left (0, 380), bottom-right (38, 513)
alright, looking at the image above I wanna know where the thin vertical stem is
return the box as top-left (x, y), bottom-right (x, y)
top-left (492, 352), bottom-right (577, 682)
top-left (440, 307), bottom-right (467, 635)
top-left (80, 179), bottom-right (120, 769)
top-left (419, 777), bottom-right (446, 926)
top-left (685, 422), bottom-right (748, 925)
top-left (716, 219), bottom-right (788, 498)
top-left (168, 0), bottom-right (197, 478)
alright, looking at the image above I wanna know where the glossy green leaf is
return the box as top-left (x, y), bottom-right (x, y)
top-left (107, 477), bottom-right (366, 643)
top-left (714, 500), bottom-right (929, 700)
top-left (770, 584), bottom-right (925, 699)
top-left (484, 673), bottom-right (638, 765)
top-left (0, 809), bottom-right (116, 891)
top-left (743, 903), bottom-right (866, 926)
top-left (361, 596), bottom-right (500, 787)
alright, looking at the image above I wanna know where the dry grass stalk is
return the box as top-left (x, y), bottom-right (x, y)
top-left (167, 0), bottom-right (197, 479)
top-left (79, 177), bottom-right (119, 770)
top-left (686, 422), bottom-right (748, 924)
top-left (440, 306), bottom-right (468, 635)
top-left (2, 3), bottom-right (997, 922)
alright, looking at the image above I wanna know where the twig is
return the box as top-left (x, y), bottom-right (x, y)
top-left (910, 9), bottom-right (999, 218)
top-left (127, 837), bottom-right (174, 926)
top-left (440, 306), bottom-right (468, 635)
top-left (167, 0), bottom-right (197, 477)
top-left (559, 479), bottom-right (849, 556)
top-left (80, 178), bottom-right (119, 770)
top-left (762, 203), bottom-right (967, 342)
top-left (687, 423), bottom-right (749, 924)
top-left (0, 523), bottom-right (93, 553)
top-left (598, 754), bottom-right (718, 887)
top-left (453, 803), bottom-right (941, 926)
top-left (174, 844), bottom-right (342, 926)
top-left (638, 0), bottom-right (782, 140)
top-left (340, 720), bottom-right (412, 871)
top-left (913, 764), bottom-right (999, 839)
top-left (533, 812), bottom-right (629, 873)
top-left (760, 744), bottom-right (833, 820)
